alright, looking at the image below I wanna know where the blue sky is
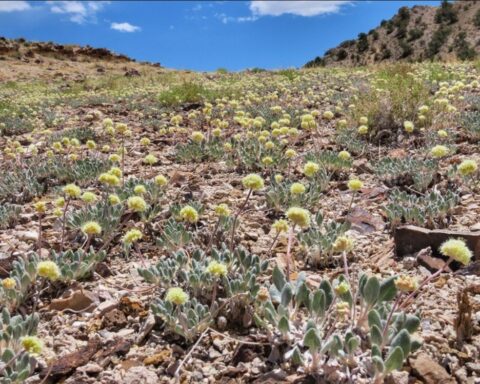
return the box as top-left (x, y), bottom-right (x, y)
top-left (0, 1), bottom-right (441, 71)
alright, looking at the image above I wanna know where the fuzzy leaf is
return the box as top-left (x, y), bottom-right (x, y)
top-left (391, 329), bottom-right (411, 357)
top-left (278, 316), bottom-right (290, 335)
top-left (319, 280), bottom-right (334, 308)
top-left (272, 265), bottom-right (286, 291)
top-left (2, 348), bottom-right (14, 363)
top-left (368, 309), bottom-right (382, 330)
top-left (363, 276), bottom-right (380, 306)
top-left (281, 284), bottom-right (293, 307)
top-left (295, 282), bottom-right (310, 308)
top-left (291, 346), bottom-right (304, 366)
top-left (411, 338), bottom-right (422, 353)
top-left (379, 276), bottom-right (397, 302)
top-left (370, 324), bottom-right (383, 346)
top-left (304, 328), bottom-right (321, 352)
top-left (346, 335), bottom-right (360, 354)
top-left (311, 289), bottom-right (326, 317)
top-left (372, 355), bottom-right (385, 373)
top-left (372, 344), bottom-right (382, 358)
top-left (404, 314), bottom-right (420, 334)
top-left (384, 346), bottom-right (404, 373)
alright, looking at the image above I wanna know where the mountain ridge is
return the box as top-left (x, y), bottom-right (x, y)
top-left (0, 36), bottom-right (162, 82)
top-left (305, 0), bottom-right (480, 67)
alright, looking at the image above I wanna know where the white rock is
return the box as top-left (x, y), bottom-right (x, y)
top-left (123, 366), bottom-right (158, 384)
top-left (17, 231), bottom-right (38, 241)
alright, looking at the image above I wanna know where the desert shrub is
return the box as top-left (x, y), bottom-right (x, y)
top-left (435, 0), bottom-right (458, 25)
top-left (48, 126), bottom-right (97, 144)
top-left (474, 9), bottom-right (480, 28)
top-left (0, 168), bottom-right (45, 204)
top-left (0, 204), bottom-right (22, 229)
top-left (386, 21), bottom-right (395, 34)
top-left (463, 97), bottom-right (480, 140)
top-left (304, 57), bottom-right (325, 68)
top-left (399, 40), bottom-right (413, 58)
top-left (158, 82), bottom-right (237, 106)
top-left (454, 32), bottom-right (476, 61)
top-left (351, 64), bottom-right (429, 142)
top-left (278, 69), bottom-right (299, 81)
top-left (336, 49), bottom-right (348, 61)
top-left (249, 67), bottom-right (267, 73)
top-left (407, 28), bottom-right (424, 42)
top-left (339, 39), bottom-right (356, 49)
top-left (428, 26), bottom-right (451, 57)
top-left (357, 33), bottom-right (369, 53)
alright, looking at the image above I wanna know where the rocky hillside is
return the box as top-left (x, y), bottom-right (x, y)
top-left (305, 0), bottom-right (480, 67)
top-left (0, 37), bottom-right (161, 82)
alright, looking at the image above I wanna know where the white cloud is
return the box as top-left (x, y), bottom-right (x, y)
top-left (249, 1), bottom-right (351, 17)
top-left (215, 12), bottom-right (258, 24)
top-left (111, 22), bottom-right (140, 33)
top-left (0, 1), bottom-right (31, 12)
top-left (47, 1), bottom-right (109, 24)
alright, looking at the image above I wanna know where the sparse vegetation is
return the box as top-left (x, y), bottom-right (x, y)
top-left (0, 25), bottom-right (479, 384)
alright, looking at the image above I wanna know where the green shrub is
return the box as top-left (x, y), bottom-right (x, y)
top-left (304, 57), bottom-right (325, 68)
top-left (357, 33), bottom-right (369, 53)
top-left (407, 28), bottom-right (424, 42)
top-left (351, 64), bottom-right (429, 141)
top-left (428, 26), bottom-right (451, 57)
top-left (454, 32), bottom-right (476, 61)
top-left (158, 81), bottom-right (236, 106)
top-left (474, 9), bottom-right (480, 28)
top-left (435, 0), bottom-right (458, 25)
top-left (336, 49), bottom-right (348, 61)
top-left (399, 40), bottom-right (413, 58)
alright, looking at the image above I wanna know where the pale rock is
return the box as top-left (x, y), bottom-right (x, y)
top-left (17, 230), bottom-right (38, 241)
top-left (123, 366), bottom-right (158, 384)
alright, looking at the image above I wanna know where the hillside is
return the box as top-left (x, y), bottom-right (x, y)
top-left (305, 0), bottom-right (480, 67)
top-left (0, 37), bottom-right (161, 82)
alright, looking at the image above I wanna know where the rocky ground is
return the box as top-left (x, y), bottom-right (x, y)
top-left (0, 59), bottom-right (479, 384)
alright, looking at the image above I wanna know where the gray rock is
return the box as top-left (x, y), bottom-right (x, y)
top-left (123, 366), bottom-right (158, 384)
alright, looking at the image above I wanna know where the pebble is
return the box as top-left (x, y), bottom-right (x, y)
top-left (77, 363), bottom-right (103, 374)
top-left (72, 321), bottom-right (86, 329)
top-left (17, 230), bottom-right (38, 241)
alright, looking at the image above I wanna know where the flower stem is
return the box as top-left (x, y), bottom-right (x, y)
top-left (399, 257), bottom-right (453, 310)
top-left (267, 231), bottom-right (280, 255)
top-left (229, 188), bottom-right (252, 251)
top-left (60, 199), bottom-right (71, 252)
top-left (342, 250), bottom-right (349, 280)
top-left (285, 224), bottom-right (296, 282)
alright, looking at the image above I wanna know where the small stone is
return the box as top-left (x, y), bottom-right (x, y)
top-left (77, 363), bottom-right (103, 374)
top-left (466, 362), bottom-right (480, 374)
top-left (216, 316), bottom-right (227, 331)
top-left (136, 314), bottom-right (155, 344)
top-left (409, 353), bottom-right (456, 384)
top-left (123, 366), bottom-right (158, 384)
top-left (95, 300), bottom-right (118, 317)
top-left (102, 309), bottom-right (127, 331)
top-left (143, 348), bottom-right (172, 366)
top-left (208, 347), bottom-right (221, 359)
top-left (470, 223), bottom-right (480, 231)
top-left (117, 328), bottom-right (135, 338)
top-left (386, 371), bottom-right (409, 384)
top-left (17, 231), bottom-right (38, 241)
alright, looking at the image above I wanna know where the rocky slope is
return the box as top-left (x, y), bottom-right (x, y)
top-left (305, 0), bottom-right (480, 67)
top-left (0, 37), bottom-right (161, 82)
